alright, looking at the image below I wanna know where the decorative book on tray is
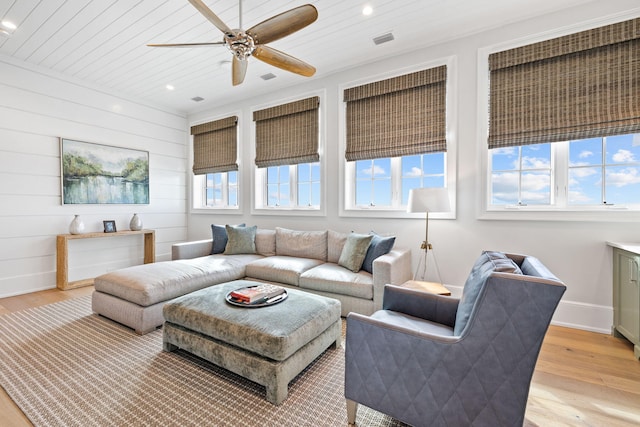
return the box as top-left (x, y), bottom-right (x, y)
top-left (229, 284), bottom-right (286, 304)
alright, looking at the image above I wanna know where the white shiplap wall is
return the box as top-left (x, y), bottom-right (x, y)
top-left (0, 54), bottom-right (188, 298)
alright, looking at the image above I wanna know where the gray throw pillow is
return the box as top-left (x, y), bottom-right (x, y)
top-left (224, 225), bottom-right (257, 255)
top-left (361, 232), bottom-right (395, 274)
top-left (338, 233), bottom-right (374, 273)
top-left (211, 223), bottom-right (245, 254)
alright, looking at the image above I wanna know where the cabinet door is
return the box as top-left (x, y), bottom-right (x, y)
top-left (614, 250), bottom-right (640, 344)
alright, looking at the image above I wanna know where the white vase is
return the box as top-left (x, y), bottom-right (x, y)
top-left (130, 213), bottom-right (143, 231)
top-left (69, 215), bottom-right (85, 235)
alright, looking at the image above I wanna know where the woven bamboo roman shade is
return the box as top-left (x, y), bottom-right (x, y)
top-left (343, 66), bottom-right (447, 162)
top-left (253, 96), bottom-right (320, 168)
top-left (488, 17), bottom-right (640, 149)
top-left (191, 116), bottom-right (238, 175)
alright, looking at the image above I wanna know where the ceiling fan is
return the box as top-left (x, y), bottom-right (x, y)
top-left (148, 0), bottom-right (318, 86)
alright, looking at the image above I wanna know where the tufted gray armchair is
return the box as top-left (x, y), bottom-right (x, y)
top-left (344, 251), bottom-right (566, 427)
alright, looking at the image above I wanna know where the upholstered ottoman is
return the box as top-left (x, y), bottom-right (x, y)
top-left (162, 280), bottom-right (342, 405)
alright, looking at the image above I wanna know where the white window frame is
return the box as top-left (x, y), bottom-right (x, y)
top-left (190, 111), bottom-right (243, 214)
top-left (338, 57), bottom-right (457, 219)
top-left (477, 13), bottom-right (640, 222)
top-left (251, 90), bottom-right (326, 217)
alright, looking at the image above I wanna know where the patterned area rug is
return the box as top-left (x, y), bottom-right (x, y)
top-left (0, 296), bottom-right (406, 427)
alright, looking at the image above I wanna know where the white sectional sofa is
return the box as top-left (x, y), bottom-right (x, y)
top-left (92, 227), bottom-right (412, 334)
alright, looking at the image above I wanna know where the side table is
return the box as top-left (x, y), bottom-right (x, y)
top-left (402, 280), bottom-right (451, 296)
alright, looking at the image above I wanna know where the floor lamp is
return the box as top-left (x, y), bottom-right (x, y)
top-left (407, 188), bottom-right (451, 284)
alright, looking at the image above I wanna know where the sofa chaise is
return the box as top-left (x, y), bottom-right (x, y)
top-left (92, 227), bottom-right (412, 334)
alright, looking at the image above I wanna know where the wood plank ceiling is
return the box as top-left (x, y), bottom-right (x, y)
top-left (0, 0), bottom-right (595, 114)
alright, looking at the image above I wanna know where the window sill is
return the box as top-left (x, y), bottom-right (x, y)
top-left (191, 206), bottom-right (241, 215)
top-left (340, 208), bottom-right (456, 220)
top-left (480, 206), bottom-right (640, 222)
top-left (251, 207), bottom-right (326, 217)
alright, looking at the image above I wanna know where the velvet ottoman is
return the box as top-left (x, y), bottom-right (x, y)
top-left (162, 280), bottom-right (342, 405)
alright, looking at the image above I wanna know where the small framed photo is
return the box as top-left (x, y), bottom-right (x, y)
top-left (103, 220), bottom-right (117, 233)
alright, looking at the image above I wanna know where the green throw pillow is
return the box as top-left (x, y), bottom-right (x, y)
top-left (338, 233), bottom-right (374, 273)
top-left (211, 223), bottom-right (245, 254)
top-left (224, 225), bottom-right (257, 255)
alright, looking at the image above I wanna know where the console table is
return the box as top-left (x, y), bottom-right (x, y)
top-left (56, 230), bottom-right (155, 290)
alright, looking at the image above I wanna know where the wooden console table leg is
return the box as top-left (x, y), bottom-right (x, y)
top-left (56, 235), bottom-right (69, 290)
top-left (144, 231), bottom-right (155, 264)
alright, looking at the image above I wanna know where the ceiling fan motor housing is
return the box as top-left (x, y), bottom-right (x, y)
top-left (225, 31), bottom-right (256, 60)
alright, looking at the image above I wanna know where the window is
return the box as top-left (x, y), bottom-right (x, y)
top-left (483, 16), bottom-right (640, 215)
top-left (490, 144), bottom-right (552, 206)
top-left (205, 171), bottom-right (238, 207)
top-left (342, 64), bottom-right (452, 214)
top-left (264, 162), bottom-right (320, 207)
top-left (297, 162), bottom-right (321, 207)
top-left (352, 153), bottom-right (446, 208)
top-left (569, 134), bottom-right (640, 206)
top-left (488, 133), bottom-right (640, 208)
top-left (253, 96), bottom-right (322, 213)
top-left (191, 115), bottom-right (239, 210)
top-left (401, 153), bottom-right (446, 203)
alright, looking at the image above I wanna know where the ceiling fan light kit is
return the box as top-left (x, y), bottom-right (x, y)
top-left (148, 0), bottom-right (318, 86)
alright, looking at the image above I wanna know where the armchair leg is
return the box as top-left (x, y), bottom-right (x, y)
top-left (346, 399), bottom-right (358, 426)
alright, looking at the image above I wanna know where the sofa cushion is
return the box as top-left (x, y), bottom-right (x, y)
top-left (94, 254), bottom-right (261, 306)
top-left (300, 263), bottom-right (373, 299)
top-left (275, 227), bottom-right (328, 261)
top-left (327, 230), bottom-right (349, 263)
top-left (255, 229), bottom-right (276, 256)
top-left (453, 251), bottom-right (522, 335)
top-left (245, 256), bottom-right (324, 286)
top-left (361, 233), bottom-right (396, 274)
top-left (211, 223), bottom-right (245, 254)
top-left (339, 233), bottom-right (374, 273)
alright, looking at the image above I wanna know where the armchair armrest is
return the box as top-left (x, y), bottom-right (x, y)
top-left (372, 248), bottom-right (412, 311)
top-left (346, 312), bottom-right (459, 353)
top-left (171, 239), bottom-right (212, 260)
top-left (382, 284), bottom-right (459, 328)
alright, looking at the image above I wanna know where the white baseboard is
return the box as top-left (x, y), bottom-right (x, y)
top-left (551, 299), bottom-right (613, 334)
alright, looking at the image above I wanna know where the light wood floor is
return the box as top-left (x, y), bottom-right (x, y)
top-left (1, 287), bottom-right (639, 426)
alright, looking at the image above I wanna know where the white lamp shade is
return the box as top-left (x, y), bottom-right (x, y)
top-left (407, 188), bottom-right (451, 213)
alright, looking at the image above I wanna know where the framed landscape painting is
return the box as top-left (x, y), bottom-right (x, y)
top-left (60, 138), bottom-right (149, 204)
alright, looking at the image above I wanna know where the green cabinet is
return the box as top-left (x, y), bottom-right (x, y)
top-left (612, 246), bottom-right (640, 360)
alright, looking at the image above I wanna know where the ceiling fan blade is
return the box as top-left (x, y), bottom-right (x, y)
top-left (147, 42), bottom-right (224, 48)
top-left (247, 4), bottom-right (318, 45)
top-left (253, 45), bottom-right (316, 77)
top-left (188, 0), bottom-right (232, 34)
top-left (232, 56), bottom-right (248, 86)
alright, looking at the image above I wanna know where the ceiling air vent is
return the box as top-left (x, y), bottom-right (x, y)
top-left (373, 32), bottom-right (394, 45)
top-left (261, 73), bottom-right (277, 81)
top-left (191, 96), bottom-right (205, 102)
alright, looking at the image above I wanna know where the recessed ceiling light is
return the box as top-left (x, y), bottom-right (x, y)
top-left (362, 6), bottom-right (373, 16)
top-left (166, 84), bottom-right (175, 91)
top-left (191, 96), bottom-right (204, 102)
top-left (1, 20), bottom-right (16, 30)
